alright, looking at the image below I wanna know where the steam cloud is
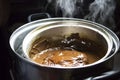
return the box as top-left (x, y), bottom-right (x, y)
top-left (47, 0), bottom-right (83, 17)
top-left (47, 0), bottom-right (116, 30)
top-left (56, 0), bottom-right (83, 17)
top-left (84, 0), bottom-right (116, 30)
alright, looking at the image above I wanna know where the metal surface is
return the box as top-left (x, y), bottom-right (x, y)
top-left (22, 19), bottom-right (113, 68)
top-left (9, 18), bottom-right (120, 80)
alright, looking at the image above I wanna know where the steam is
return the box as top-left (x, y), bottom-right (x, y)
top-left (47, 0), bottom-right (83, 17)
top-left (56, 0), bottom-right (76, 17)
top-left (47, 0), bottom-right (52, 3)
top-left (84, 0), bottom-right (116, 30)
top-left (56, 0), bottom-right (83, 17)
top-left (47, 0), bottom-right (116, 29)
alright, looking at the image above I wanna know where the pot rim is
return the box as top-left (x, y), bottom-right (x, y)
top-left (9, 18), bottom-right (120, 69)
top-left (22, 22), bottom-right (112, 68)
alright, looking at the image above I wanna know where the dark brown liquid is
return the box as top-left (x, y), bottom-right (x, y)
top-left (29, 33), bottom-right (107, 67)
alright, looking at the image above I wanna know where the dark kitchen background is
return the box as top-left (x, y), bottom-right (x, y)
top-left (0, 0), bottom-right (120, 80)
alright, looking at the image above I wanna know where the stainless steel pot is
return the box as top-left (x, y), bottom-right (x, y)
top-left (9, 18), bottom-right (120, 80)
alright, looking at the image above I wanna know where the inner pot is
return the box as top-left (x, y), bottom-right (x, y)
top-left (22, 20), bottom-right (113, 68)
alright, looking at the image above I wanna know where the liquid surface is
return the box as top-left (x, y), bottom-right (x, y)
top-left (32, 48), bottom-right (100, 67)
top-left (29, 33), bottom-right (107, 67)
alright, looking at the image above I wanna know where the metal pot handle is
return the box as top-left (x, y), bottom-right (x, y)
top-left (28, 13), bottom-right (51, 22)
